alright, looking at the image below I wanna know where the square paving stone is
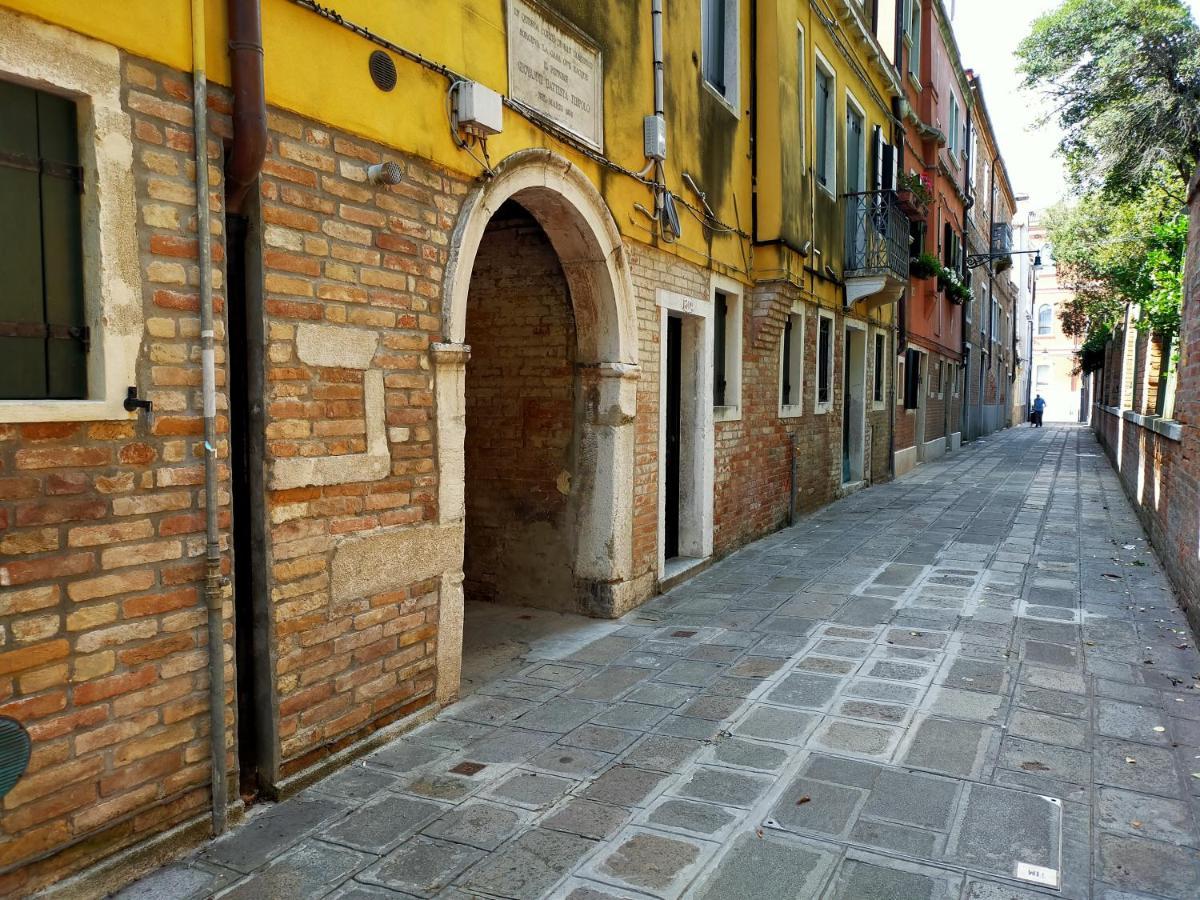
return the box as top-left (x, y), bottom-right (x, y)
top-left (515, 699), bottom-right (605, 734)
top-left (656, 660), bottom-right (725, 687)
top-left (445, 694), bottom-right (536, 726)
top-left (219, 840), bottom-right (368, 900)
top-left (358, 837), bottom-right (482, 898)
top-left (766, 672), bottom-right (842, 710)
top-left (624, 682), bottom-right (693, 707)
top-left (678, 693), bottom-right (744, 721)
top-left (567, 667), bottom-right (652, 702)
top-left (832, 597), bottom-right (897, 627)
top-left (524, 663), bottom-right (590, 685)
top-left (1096, 787), bottom-right (1198, 844)
top-left (560, 724), bottom-right (640, 754)
top-left (307, 765), bottom-right (399, 802)
top-left (758, 614), bottom-right (822, 636)
top-left (566, 636), bottom-right (642, 665)
top-left (802, 754), bottom-right (885, 789)
top-left (945, 784), bottom-right (1062, 884)
top-left (527, 746), bottom-right (614, 777)
top-left (997, 736), bottom-right (1091, 785)
top-left (1094, 739), bottom-right (1181, 796)
top-left (582, 766), bottom-right (668, 808)
top-left (729, 656), bottom-right (786, 678)
top-left (924, 687), bottom-right (1005, 723)
top-left (732, 705), bottom-right (817, 743)
top-left (366, 741), bottom-right (448, 773)
top-left (656, 715), bottom-right (721, 740)
top-left (886, 628), bottom-right (950, 649)
top-left (464, 727), bottom-right (558, 763)
top-left (704, 737), bottom-right (788, 771)
top-left (902, 717), bottom-right (992, 778)
top-left (704, 675), bottom-right (762, 698)
top-left (541, 798), bottom-right (629, 840)
top-left (768, 776), bottom-right (864, 837)
top-left (591, 829), bottom-right (707, 894)
top-left (826, 858), bottom-right (955, 900)
top-left (456, 829), bottom-right (596, 898)
top-left (844, 678), bottom-right (923, 705)
top-left (115, 865), bottom-right (234, 900)
top-left (674, 766), bottom-right (772, 809)
top-left (643, 797), bottom-right (738, 839)
top-left (944, 659), bottom-right (1009, 694)
top-left (1024, 640), bottom-right (1080, 668)
top-left (812, 718), bottom-right (900, 759)
top-left (692, 832), bottom-right (837, 900)
top-left (1008, 709), bottom-right (1090, 750)
top-left (1097, 832), bottom-right (1200, 899)
top-left (862, 769), bottom-right (960, 830)
top-left (489, 770), bottom-right (575, 810)
top-left (835, 698), bottom-right (910, 725)
top-left (590, 701), bottom-right (671, 730)
top-left (408, 720), bottom-right (495, 750)
top-left (1097, 701), bottom-right (1171, 745)
top-left (811, 638), bottom-right (873, 659)
top-left (849, 818), bottom-right (943, 857)
top-left (401, 772), bottom-right (478, 802)
top-left (202, 795), bottom-right (350, 872)
top-left (866, 660), bottom-right (934, 683)
top-left (1016, 685), bottom-right (1090, 720)
top-left (421, 801), bottom-right (523, 851)
top-left (323, 794), bottom-right (444, 854)
top-left (795, 655), bottom-right (858, 675)
top-left (622, 734), bottom-right (703, 772)
top-left (750, 633), bottom-right (810, 656)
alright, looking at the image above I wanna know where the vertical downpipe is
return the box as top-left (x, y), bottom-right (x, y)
top-left (191, 0), bottom-right (227, 837)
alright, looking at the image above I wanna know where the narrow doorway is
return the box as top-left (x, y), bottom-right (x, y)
top-left (842, 325), bottom-right (866, 484)
top-left (914, 350), bottom-right (928, 456)
top-left (664, 315), bottom-right (682, 559)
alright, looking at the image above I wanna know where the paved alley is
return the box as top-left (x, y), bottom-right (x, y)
top-left (118, 425), bottom-right (1200, 900)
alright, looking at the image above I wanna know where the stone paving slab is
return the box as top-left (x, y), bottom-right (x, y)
top-left (121, 427), bottom-right (1200, 898)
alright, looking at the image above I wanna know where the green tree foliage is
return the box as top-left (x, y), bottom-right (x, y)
top-left (1017, 0), bottom-right (1200, 196)
top-left (1044, 165), bottom-right (1187, 370)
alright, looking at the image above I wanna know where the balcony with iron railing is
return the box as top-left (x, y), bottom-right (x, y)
top-left (843, 190), bottom-right (910, 309)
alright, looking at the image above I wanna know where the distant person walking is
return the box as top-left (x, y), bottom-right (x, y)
top-left (1031, 394), bottom-right (1046, 428)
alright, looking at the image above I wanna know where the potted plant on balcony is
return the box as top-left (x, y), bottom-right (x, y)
top-left (910, 252), bottom-right (940, 279)
top-left (896, 171), bottom-right (932, 219)
top-left (939, 266), bottom-right (971, 304)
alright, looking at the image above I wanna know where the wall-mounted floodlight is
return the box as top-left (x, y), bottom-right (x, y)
top-left (368, 162), bottom-right (402, 185)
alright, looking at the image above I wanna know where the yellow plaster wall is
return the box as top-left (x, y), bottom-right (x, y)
top-left (1, 0), bottom-right (752, 278)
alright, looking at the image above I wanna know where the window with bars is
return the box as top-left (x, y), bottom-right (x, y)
top-left (780, 310), bottom-right (804, 412)
top-left (0, 80), bottom-right (87, 400)
top-left (816, 312), bottom-right (833, 410)
top-left (873, 332), bottom-right (885, 404)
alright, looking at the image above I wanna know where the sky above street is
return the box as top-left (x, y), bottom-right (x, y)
top-left (950, 0), bottom-right (1200, 212)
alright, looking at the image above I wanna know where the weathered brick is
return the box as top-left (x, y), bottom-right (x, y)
top-left (67, 571), bottom-right (156, 604)
top-left (0, 641), bottom-right (70, 677)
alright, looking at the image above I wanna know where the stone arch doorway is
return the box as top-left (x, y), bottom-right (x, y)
top-left (433, 150), bottom-right (639, 702)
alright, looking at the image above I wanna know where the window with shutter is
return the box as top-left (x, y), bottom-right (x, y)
top-left (0, 80), bottom-right (86, 401)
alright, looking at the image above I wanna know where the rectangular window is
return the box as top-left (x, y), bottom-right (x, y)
top-left (0, 80), bottom-right (87, 400)
top-left (908, 1), bottom-right (922, 80)
top-left (872, 332), bottom-right (885, 404)
top-left (933, 359), bottom-right (943, 397)
top-left (904, 347), bottom-right (921, 409)
top-left (845, 100), bottom-right (865, 194)
top-left (949, 97), bottom-right (960, 159)
top-left (896, 355), bottom-right (905, 406)
top-left (702, 0), bottom-right (739, 109)
top-left (816, 311), bottom-right (834, 411)
top-left (780, 309), bottom-right (804, 414)
top-left (1036, 364), bottom-right (1050, 390)
top-left (712, 283), bottom-right (742, 417)
top-left (814, 60), bottom-right (834, 191)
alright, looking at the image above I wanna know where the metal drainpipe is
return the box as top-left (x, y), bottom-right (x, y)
top-left (191, 0), bottom-right (226, 838)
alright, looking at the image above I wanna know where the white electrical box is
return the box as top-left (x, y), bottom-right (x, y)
top-left (455, 81), bottom-right (503, 136)
top-left (644, 114), bottom-right (667, 161)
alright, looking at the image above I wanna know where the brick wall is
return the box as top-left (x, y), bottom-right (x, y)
top-left (462, 204), bottom-right (576, 609)
top-left (1092, 172), bottom-right (1200, 640)
top-left (0, 57), bottom-right (233, 894)
top-left (255, 108), bottom-right (464, 775)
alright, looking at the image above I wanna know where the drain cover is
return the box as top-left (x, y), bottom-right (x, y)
top-left (0, 717), bottom-right (31, 800)
top-left (945, 785), bottom-right (1062, 885)
top-left (450, 761), bottom-right (487, 776)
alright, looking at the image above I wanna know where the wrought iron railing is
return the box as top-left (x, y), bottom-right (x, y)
top-left (843, 191), bottom-right (910, 282)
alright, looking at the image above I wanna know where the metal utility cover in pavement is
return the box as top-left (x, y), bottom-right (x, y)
top-left (944, 784), bottom-right (1063, 887)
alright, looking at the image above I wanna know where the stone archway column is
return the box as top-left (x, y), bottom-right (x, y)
top-left (432, 341), bottom-right (470, 704)
top-left (575, 361), bottom-right (640, 617)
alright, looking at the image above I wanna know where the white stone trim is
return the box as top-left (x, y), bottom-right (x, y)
top-left (657, 289), bottom-right (715, 578)
top-left (814, 308), bottom-right (836, 414)
top-left (0, 10), bottom-right (142, 422)
top-left (778, 301), bottom-right (806, 419)
top-left (711, 272), bottom-right (744, 422)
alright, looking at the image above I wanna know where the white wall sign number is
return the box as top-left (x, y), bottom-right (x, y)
top-left (1014, 862), bottom-right (1059, 887)
top-left (506, 0), bottom-right (604, 150)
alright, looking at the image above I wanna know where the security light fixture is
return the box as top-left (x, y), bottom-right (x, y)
top-left (368, 162), bottom-right (402, 186)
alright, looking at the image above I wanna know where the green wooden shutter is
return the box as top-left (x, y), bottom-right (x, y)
top-left (0, 81), bottom-right (86, 400)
